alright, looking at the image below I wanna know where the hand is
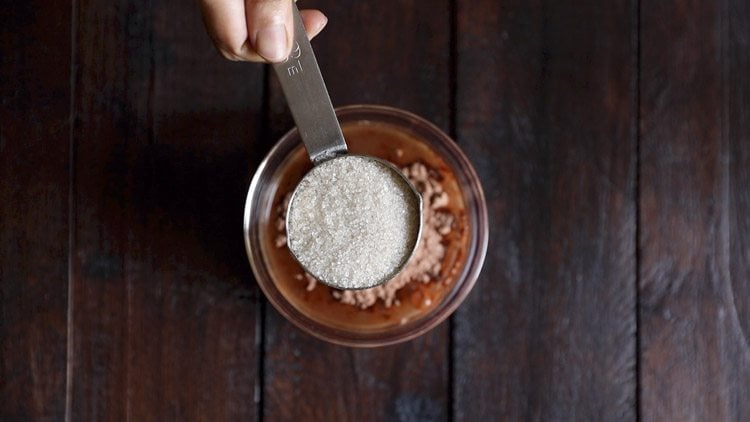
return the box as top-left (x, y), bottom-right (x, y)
top-left (199, 0), bottom-right (327, 63)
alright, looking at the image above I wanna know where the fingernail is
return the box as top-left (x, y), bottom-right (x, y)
top-left (255, 24), bottom-right (288, 62)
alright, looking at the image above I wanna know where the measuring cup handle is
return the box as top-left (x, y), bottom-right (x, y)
top-left (272, 3), bottom-right (347, 164)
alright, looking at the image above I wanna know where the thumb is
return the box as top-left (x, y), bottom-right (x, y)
top-left (246, 0), bottom-right (294, 63)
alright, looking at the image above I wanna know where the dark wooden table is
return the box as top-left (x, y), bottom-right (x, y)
top-left (2, 0), bottom-right (749, 420)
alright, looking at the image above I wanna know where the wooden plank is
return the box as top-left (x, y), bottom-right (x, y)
top-left (453, 0), bottom-right (637, 420)
top-left (263, 1), bottom-right (452, 420)
top-left (0, 1), bottom-right (70, 420)
top-left (639, 0), bottom-right (750, 419)
top-left (69, 0), bottom-right (264, 419)
top-left (728, 4), bottom-right (750, 417)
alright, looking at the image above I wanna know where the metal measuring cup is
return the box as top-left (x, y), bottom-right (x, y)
top-left (271, 4), bottom-right (423, 290)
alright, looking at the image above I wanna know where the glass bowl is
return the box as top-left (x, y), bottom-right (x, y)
top-left (244, 105), bottom-right (488, 347)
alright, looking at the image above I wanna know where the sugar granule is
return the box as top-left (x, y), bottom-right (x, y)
top-left (286, 156), bottom-right (420, 290)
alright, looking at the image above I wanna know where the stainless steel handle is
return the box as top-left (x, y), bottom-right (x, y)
top-left (272, 4), bottom-right (347, 164)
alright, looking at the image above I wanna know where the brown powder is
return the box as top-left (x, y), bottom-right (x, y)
top-left (274, 159), bottom-right (454, 309)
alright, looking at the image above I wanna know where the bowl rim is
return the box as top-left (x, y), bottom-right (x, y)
top-left (244, 104), bottom-right (489, 347)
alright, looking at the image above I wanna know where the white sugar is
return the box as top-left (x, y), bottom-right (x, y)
top-left (286, 155), bottom-right (420, 289)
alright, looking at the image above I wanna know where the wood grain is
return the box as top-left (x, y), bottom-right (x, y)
top-left (639, 0), bottom-right (750, 419)
top-left (452, 0), bottom-right (638, 420)
top-left (263, 1), bottom-right (453, 421)
top-left (3, 0), bottom-right (750, 419)
top-left (69, 0), bottom-right (264, 419)
top-left (0, 1), bottom-right (71, 420)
